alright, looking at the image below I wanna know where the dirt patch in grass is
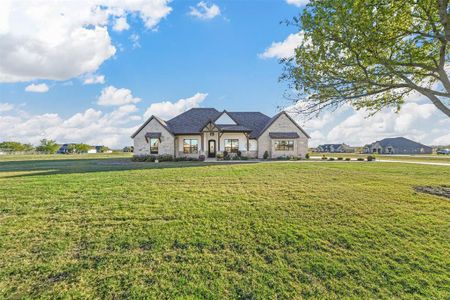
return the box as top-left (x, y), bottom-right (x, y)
top-left (414, 185), bottom-right (450, 199)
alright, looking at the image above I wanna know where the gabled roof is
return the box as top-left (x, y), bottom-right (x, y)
top-left (257, 111), bottom-right (310, 139)
top-left (130, 115), bottom-right (173, 138)
top-left (374, 137), bottom-right (431, 149)
top-left (131, 108), bottom-right (310, 139)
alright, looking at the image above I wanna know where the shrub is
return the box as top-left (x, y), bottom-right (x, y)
top-left (216, 153), bottom-right (224, 160)
top-left (345, 158), bottom-right (351, 161)
top-left (367, 155), bottom-right (376, 161)
top-left (337, 157), bottom-right (343, 160)
top-left (223, 150), bottom-right (228, 157)
top-left (237, 150), bottom-right (242, 157)
top-left (224, 155), bottom-right (231, 161)
top-left (305, 153), bottom-right (310, 159)
top-left (277, 156), bottom-right (288, 160)
top-left (157, 154), bottom-right (173, 162)
top-left (199, 155), bottom-right (206, 161)
top-left (357, 158), bottom-right (365, 161)
top-left (232, 155), bottom-right (240, 160)
top-left (146, 155), bottom-right (156, 162)
top-left (328, 157), bottom-right (335, 161)
top-left (321, 155), bottom-right (327, 160)
top-left (240, 156), bottom-right (249, 160)
top-left (175, 156), bottom-right (187, 162)
top-left (263, 151), bottom-right (269, 160)
top-left (131, 155), bottom-right (147, 162)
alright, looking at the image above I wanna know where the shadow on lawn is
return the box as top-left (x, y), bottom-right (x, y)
top-left (0, 157), bottom-right (256, 178)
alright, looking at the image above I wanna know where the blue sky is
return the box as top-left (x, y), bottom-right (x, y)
top-left (0, 0), bottom-right (448, 148)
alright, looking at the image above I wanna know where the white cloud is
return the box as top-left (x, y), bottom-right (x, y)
top-left (97, 86), bottom-right (141, 106)
top-left (286, 0), bottom-right (309, 7)
top-left (0, 105), bottom-right (141, 148)
top-left (259, 33), bottom-right (304, 59)
top-left (129, 34), bottom-right (141, 49)
top-left (288, 92), bottom-right (450, 147)
top-left (0, 103), bottom-right (14, 112)
top-left (25, 83), bottom-right (49, 93)
top-left (189, 1), bottom-right (221, 20)
top-left (144, 92), bottom-right (208, 120)
top-left (0, 0), bottom-right (172, 82)
top-left (83, 74), bottom-right (105, 85)
top-left (113, 16), bottom-right (130, 31)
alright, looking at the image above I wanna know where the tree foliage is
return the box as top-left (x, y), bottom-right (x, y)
top-left (75, 143), bottom-right (91, 153)
top-left (36, 139), bottom-right (60, 154)
top-left (0, 141), bottom-right (34, 152)
top-left (283, 0), bottom-right (450, 117)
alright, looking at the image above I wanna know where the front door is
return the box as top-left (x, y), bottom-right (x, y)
top-left (208, 140), bottom-right (216, 158)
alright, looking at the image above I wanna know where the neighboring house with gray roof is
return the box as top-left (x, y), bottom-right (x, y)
top-left (363, 137), bottom-right (432, 154)
top-left (131, 108), bottom-right (310, 159)
top-left (316, 143), bottom-right (354, 153)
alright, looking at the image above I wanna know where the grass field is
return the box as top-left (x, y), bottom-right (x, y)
top-left (0, 156), bottom-right (449, 298)
top-left (312, 152), bottom-right (450, 163)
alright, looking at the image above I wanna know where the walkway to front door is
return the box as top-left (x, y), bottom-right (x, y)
top-left (208, 140), bottom-right (216, 158)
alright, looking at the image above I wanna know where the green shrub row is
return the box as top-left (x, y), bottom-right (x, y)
top-left (131, 154), bottom-right (205, 162)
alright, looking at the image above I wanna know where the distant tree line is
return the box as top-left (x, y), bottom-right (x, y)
top-left (0, 139), bottom-right (111, 154)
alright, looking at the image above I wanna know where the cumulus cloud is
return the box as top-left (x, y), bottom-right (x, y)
top-left (25, 83), bottom-right (49, 93)
top-left (0, 0), bottom-right (172, 82)
top-left (259, 33), bottom-right (304, 59)
top-left (288, 92), bottom-right (450, 147)
top-left (113, 16), bottom-right (130, 31)
top-left (97, 86), bottom-right (141, 106)
top-left (144, 92), bottom-right (208, 120)
top-left (0, 103), bottom-right (14, 112)
top-left (286, 0), bottom-right (309, 7)
top-left (189, 1), bottom-right (221, 20)
top-left (83, 74), bottom-right (105, 85)
top-left (0, 106), bottom-right (141, 148)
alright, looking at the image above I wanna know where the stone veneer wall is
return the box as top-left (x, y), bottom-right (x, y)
top-left (257, 113), bottom-right (308, 158)
top-left (133, 118), bottom-right (174, 156)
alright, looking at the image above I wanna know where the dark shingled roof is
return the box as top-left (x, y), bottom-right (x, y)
top-left (227, 112), bottom-right (272, 138)
top-left (132, 108), bottom-right (310, 139)
top-left (145, 132), bottom-right (161, 138)
top-left (269, 132), bottom-right (300, 139)
top-left (166, 108), bottom-right (221, 134)
top-left (375, 137), bottom-right (431, 149)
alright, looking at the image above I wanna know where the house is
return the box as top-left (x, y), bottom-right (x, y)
top-left (363, 137), bottom-right (432, 154)
top-left (57, 143), bottom-right (75, 154)
top-left (316, 143), bottom-right (354, 153)
top-left (131, 108), bottom-right (310, 159)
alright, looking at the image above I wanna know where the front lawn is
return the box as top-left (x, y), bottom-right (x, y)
top-left (0, 157), bottom-right (449, 298)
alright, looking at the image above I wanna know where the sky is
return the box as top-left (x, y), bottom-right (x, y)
top-left (0, 0), bottom-right (448, 148)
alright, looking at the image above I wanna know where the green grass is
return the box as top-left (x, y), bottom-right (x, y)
top-left (0, 156), bottom-right (449, 299)
top-left (312, 152), bottom-right (450, 163)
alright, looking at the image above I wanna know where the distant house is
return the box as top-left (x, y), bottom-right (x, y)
top-left (363, 137), bottom-right (432, 154)
top-left (57, 143), bottom-right (75, 154)
top-left (316, 143), bottom-right (354, 153)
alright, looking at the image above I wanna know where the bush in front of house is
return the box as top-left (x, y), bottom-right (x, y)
top-left (367, 155), bottom-right (376, 161)
top-left (216, 153), bottom-right (224, 160)
top-left (156, 154), bottom-right (173, 162)
top-left (240, 156), bottom-right (249, 160)
top-left (131, 155), bottom-right (157, 162)
top-left (263, 151), bottom-right (269, 159)
top-left (328, 157), bottom-right (335, 161)
top-left (277, 156), bottom-right (289, 160)
top-left (224, 154), bottom-right (231, 160)
top-left (322, 155), bottom-right (327, 160)
top-left (199, 155), bottom-right (206, 161)
top-left (345, 158), bottom-right (351, 161)
top-left (223, 150), bottom-right (229, 157)
top-left (337, 157), bottom-right (343, 160)
top-left (357, 157), bottom-right (365, 161)
top-left (305, 153), bottom-right (310, 159)
top-left (237, 150), bottom-right (242, 157)
top-left (232, 155), bottom-right (240, 160)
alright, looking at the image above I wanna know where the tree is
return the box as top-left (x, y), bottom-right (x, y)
top-left (36, 139), bottom-right (60, 154)
top-left (282, 0), bottom-right (450, 117)
top-left (75, 143), bottom-right (91, 153)
top-left (0, 141), bottom-right (34, 152)
top-left (97, 145), bottom-right (110, 153)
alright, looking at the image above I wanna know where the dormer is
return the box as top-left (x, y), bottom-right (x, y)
top-left (215, 110), bottom-right (237, 125)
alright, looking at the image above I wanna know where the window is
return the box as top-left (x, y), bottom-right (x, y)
top-left (275, 140), bottom-right (294, 151)
top-left (183, 139), bottom-right (198, 154)
top-left (150, 138), bottom-right (159, 154)
top-left (224, 139), bottom-right (239, 153)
